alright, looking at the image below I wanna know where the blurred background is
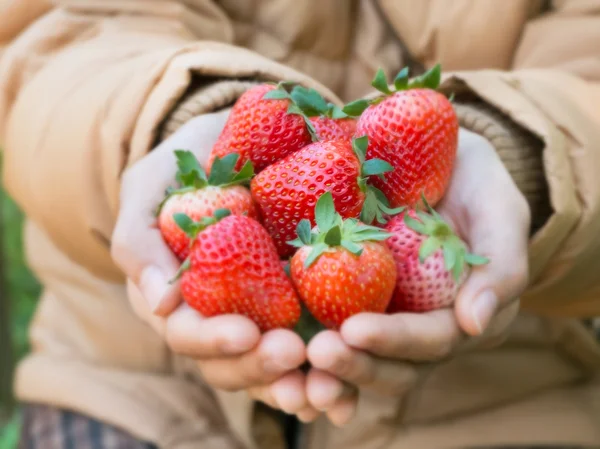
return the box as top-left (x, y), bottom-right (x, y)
top-left (0, 154), bottom-right (41, 449)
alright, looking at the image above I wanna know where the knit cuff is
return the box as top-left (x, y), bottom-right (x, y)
top-left (453, 101), bottom-right (552, 233)
top-left (158, 79), bottom-right (260, 142)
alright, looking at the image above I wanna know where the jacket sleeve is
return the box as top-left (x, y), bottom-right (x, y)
top-left (440, 1), bottom-right (600, 317)
top-left (0, 1), bottom-right (338, 282)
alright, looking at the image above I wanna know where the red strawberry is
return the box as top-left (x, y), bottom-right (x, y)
top-left (207, 84), bottom-right (313, 173)
top-left (310, 116), bottom-right (357, 141)
top-left (287, 85), bottom-right (358, 142)
top-left (175, 211), bottom-right (301, 332)
top-left (384, 200), bottom-right (488, 313)
top-left (352, 65), bottom-right (459, 208)
top-left (158, 150), bottom-right (257, 260)
top-left (251, 137), bottom-right (400, 257)
top-left (289, 193), bottom-right (396, 330)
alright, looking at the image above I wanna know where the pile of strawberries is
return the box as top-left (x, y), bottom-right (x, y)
top-left (157, 65), bottom-right (488, 334)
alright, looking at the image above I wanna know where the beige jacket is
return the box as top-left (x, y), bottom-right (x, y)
top-left (2, 1), bottom-right (600, 448)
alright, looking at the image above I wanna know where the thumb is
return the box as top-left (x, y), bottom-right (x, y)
top-left (112, 225), bottom-right (183, 317)
top-left (453, 198), bottom-right (530, 337)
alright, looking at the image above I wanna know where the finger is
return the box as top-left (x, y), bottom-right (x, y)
top-left (111, 113), bottom-right (229, 316)
top-left (306, 369), bottom-right (356, 412)
top-left (443, 130), bottom-right (530, 336)
top-left (297, 407), bottom-right (321, 423)
top-left (198, 330), bottom-right (305, 391)
top-left (270, 371), bottom-right (312, 414)
top-left (165, 304), bottom-right (260, 358)
top-left (341, 310), bottom-right (463, 361)
top-left (307, 331), bottom-right (376, 384)
top-left (326, 396), bottom-right (358, 427)
top-left (246, 370), bottom-right (313, 415)
top-left (307, 331), bottom-right (419, 394)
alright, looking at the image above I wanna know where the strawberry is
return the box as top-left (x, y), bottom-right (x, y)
top-left (174, 210), bottom-right (301, 332)
top-left (310, 116), bottom-right (357, 141)
top-left (250, 136), bottom-right (401, 257)
top-left (289, 193), bottom-right (396, 330)
top-left (384, 198), bottom-right (488, 313)
top-left (352, 65), bottom-right (459, 208)
top-left (206, 83), bottom-right (313, 173)
top-left (158, 150), bottom-right (256, 260)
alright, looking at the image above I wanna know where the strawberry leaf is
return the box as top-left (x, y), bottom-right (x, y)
top-left (229, 160), bottom-right (255, 184)
top-left (315, 192), bottom-right (336, 232)
top-left (452, 248), bottom-right (466, 282)
top-left (304, 242), bottom-right (328, 268)
top-left (213, 208), bottom-right (231, 220)
top-left (175, 150), bottom-right (208, 188)
top-left (342, 99), bottom-right (370, 117)
top-left (173, 213), bottom-right (197, 237)
top-left (352, 135), bottom-right (369, 164)
top-left (419, 236), bottom-right (441, 263)
top-left (361, 158), bottom-right (393, 178)
top-left (290, 86), bottom-right (329, 117)
top-left (282, 261), bottom-right (291, 278)
top-left (324, 226), bottom-right (342, 246)
top-left (441, 241), bottom-right (457, 271)
top-left (360, 189), bottom-right (378, 225)
top-left (263, 88), bottom-right (291, 100)
top-left (329, 104), bottom-right (348, 119)
top-left (341, 239), bottom-right (363, 255)
top-left (465, 253), bottom-right (490, 265)
top-left (371, 68), bottom-right (392, 95)
top-left (208, 154), bottom-right (239, 185)
top-left (404, 214), bottom-right (428, 235)
top-left (169, 257), bottom-right (191, 284)
top-left (409, 63), bottom-right (441, 90)
top-left (296, 219), bottom-right (312, 245)
top-left (351, 229), bottom-right (393, 242)
top-left (393, 67), bottom-right (410, 91)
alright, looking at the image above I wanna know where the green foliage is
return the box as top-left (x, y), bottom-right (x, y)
top-left (0, 152), bottom-right (40, 448)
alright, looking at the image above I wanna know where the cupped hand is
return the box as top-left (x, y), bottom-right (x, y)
top-left (305, 128), bottom-right (531, 425)
top-left (111, 110), bottom-right (318, 420)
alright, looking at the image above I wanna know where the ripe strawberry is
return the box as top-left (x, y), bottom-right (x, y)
top-left (352, 65), bottom-right (459, 208)
top-left (287, 85), bottom-right (358, 142)
top-left (174, 210), bottom-right (301, 332)
top-left (289, 193), bottom-right (397, 330)
top-left (310, 116), bottom-right (357, 141)
top-left (158, 150), bottom-right (256, 260)
top-left (206, 84), bottom-right (313, 173)
top-left (384, 199), bottom-right (488, 313)
top-left (251, 136), bottom-right (400, 257)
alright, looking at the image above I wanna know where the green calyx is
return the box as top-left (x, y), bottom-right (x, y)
top-left (174, 208), bottom-right (231, 240)
top-left (168, 208), bottom-right (232, 283)
top-left (404, 194), bottom-right (489, 282)
top-left (287, 192), bottom-right (393, 268)
top-left (156, 150), bottom-right (254, 215)
top-left (175, 150), bottom-right (254, 189)
top-left (351, 135), bottom-right (405, 225)
top-left (263, 83), bottom-right (369, 140)
top-left (340, 64), bottom-right (443, 115)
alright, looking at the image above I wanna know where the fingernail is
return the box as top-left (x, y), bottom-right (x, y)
top-left (139, 266), bottom-right (169, 313)
top-left (472, 289), bottom-right (498, 334)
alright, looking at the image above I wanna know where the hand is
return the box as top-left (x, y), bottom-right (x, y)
top-left (111, 111), bottom-right (318, 420)
top-left (305, 128), bottom-right (531, 425)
